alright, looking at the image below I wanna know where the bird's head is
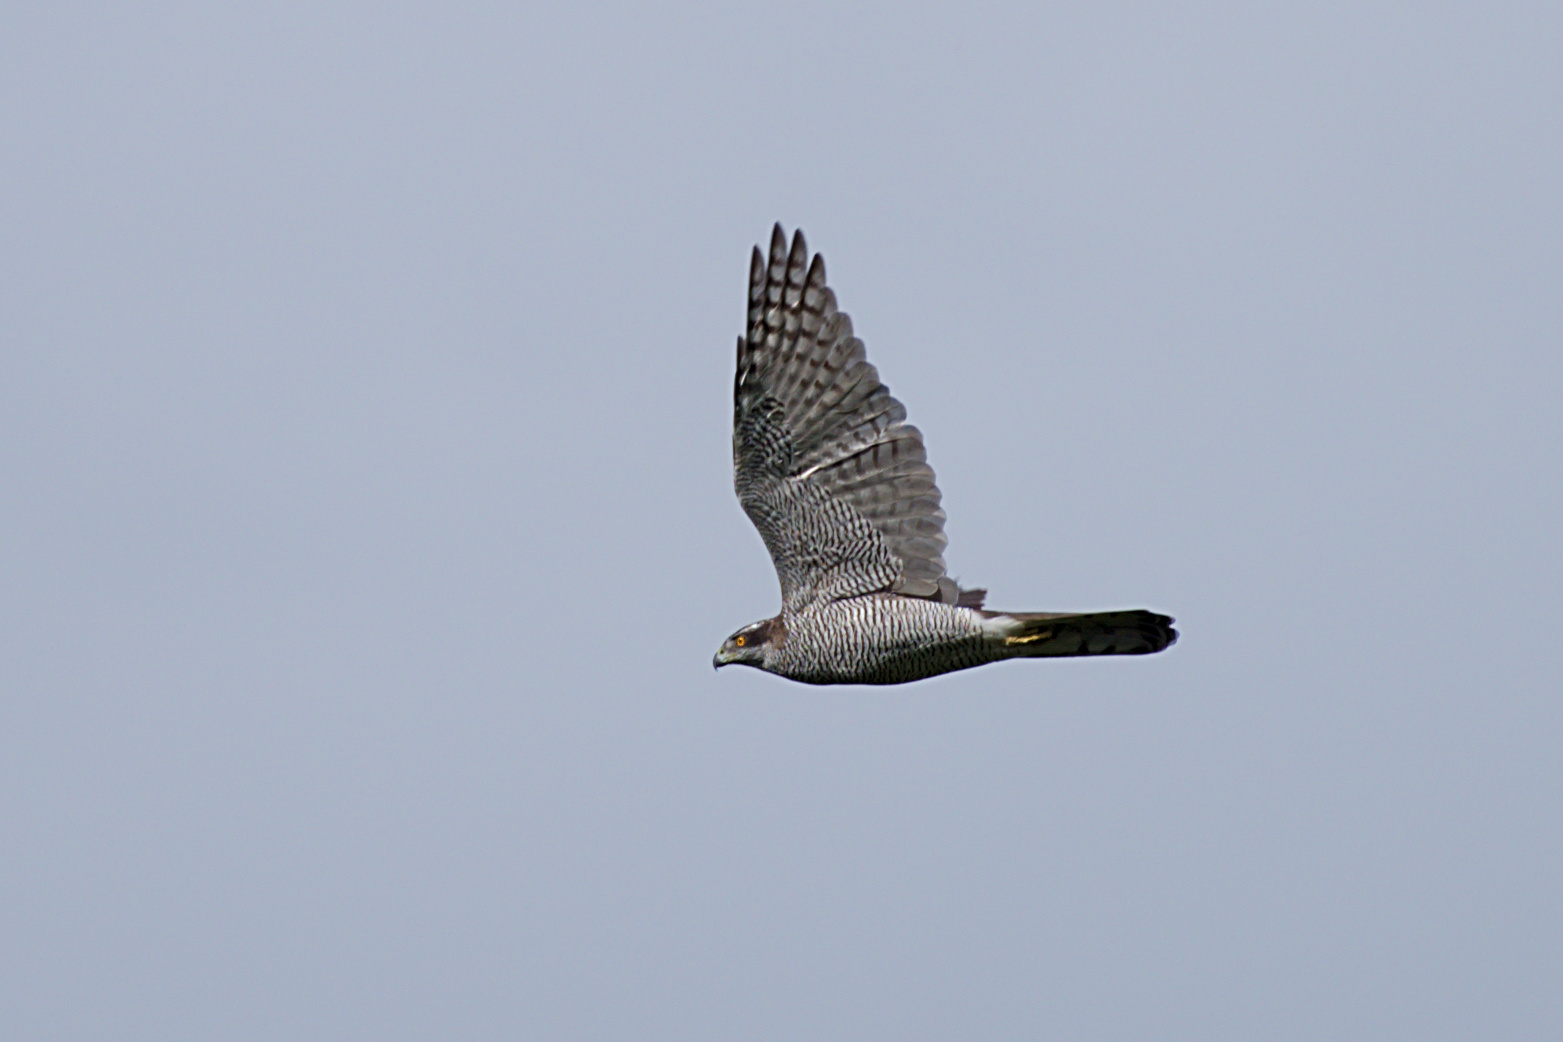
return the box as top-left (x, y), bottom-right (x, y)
top-left (713, 616), bottom-right (785, 672)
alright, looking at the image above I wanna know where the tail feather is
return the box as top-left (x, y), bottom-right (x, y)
top-left (982, 609), bottom-right (1177, 657)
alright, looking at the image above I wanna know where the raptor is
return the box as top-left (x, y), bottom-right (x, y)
top-left (714, 226), bottom-right (1176, 684)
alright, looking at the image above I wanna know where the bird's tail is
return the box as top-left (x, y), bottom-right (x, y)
top-left (981, 610), bottom-right (1177, 657)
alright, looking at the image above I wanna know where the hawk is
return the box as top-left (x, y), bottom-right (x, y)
top-left (714, 225), bottom-right (1177, 684)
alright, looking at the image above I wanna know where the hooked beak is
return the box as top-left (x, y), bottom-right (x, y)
top-left (712, 649), bottom-right (730, 669)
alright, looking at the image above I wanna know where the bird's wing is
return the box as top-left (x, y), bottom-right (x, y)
top-left (733, 225), bottom-right (979, 611)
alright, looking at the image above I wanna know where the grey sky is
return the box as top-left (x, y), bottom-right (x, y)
top-left (3, 2), bottom-right (1559, 1038)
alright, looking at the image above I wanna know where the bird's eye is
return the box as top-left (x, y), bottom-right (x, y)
top-left (734, 635), bottom-right (746, 646)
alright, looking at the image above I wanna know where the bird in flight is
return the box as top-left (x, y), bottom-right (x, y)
top-left (714, 225), bottom-right (1176, 684)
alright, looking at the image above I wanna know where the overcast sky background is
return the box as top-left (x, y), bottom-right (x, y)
top-left (3, 2), bottom-right (1560, 1039)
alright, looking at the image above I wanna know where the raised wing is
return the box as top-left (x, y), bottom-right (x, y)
top-left (733, 225), bottom-right (978, 610)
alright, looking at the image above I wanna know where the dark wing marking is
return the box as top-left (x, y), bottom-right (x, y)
top-left (733, 225), bottom-right (977, 609)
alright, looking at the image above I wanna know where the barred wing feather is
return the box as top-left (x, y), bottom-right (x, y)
top-left (734, 226), bottom-right (976, 609)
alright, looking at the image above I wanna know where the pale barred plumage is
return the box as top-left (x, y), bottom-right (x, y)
top-left (714, 226), bottom-right (1176, 685)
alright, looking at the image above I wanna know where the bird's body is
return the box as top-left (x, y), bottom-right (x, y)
top-left (715, 225), bottom-right (1176, 685)
top-left (746, 595), bottom-right (1175, 686)
top-left (757, 595), bottom-right (989, 686)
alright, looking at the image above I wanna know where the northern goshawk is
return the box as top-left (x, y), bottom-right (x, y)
top-left (714, 226), bottom-right (1176, 684)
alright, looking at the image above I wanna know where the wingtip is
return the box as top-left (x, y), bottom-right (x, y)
top-left (806, 251), bottom-right (826, 288)
top-left (749, 245), bottom-right (765, 298)
top-left (787, 228), bottom-right (808, 278)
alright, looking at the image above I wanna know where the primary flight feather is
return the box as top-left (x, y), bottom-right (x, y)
top-left (714, 225), bottom-right (1176, 684)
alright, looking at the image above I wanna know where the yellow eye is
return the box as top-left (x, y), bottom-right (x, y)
top-left (734, 635), bottom-right (746, 646)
